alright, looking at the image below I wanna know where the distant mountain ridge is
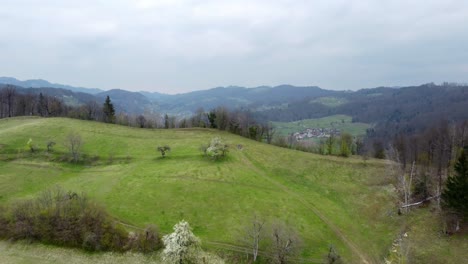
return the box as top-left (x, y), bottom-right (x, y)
top-left (0, 77), bottom-right (104, 94)
top-left (2, 77), bottom-right (468, 141)
top-left (0, 77), bottom-right (338, 114)
top-left (2, 77), bottom-right (468, 139)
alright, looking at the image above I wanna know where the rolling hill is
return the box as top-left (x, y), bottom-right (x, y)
top-left (0, 117), bottom-right (467, 263)
top-left (0, 117), bottom-right (396, 263)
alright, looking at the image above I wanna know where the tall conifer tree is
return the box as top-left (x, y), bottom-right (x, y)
top-left (103, 95), bottom-right (115, 123)
top-left (442, 148), bottom-right (468, 216)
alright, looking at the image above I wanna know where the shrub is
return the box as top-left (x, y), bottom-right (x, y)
top-left (126, 225), bottom-right (162, 253)
top-left (157, 145), bottom-right (171, 158)
top-left (46, 141), bottom-right (56, 152)
top-left (203, 137), bottom-right (228, 160)
top-left (26, 138), bottom-right (37, 152)
top-left (0, 188), bottom-right (160, 253)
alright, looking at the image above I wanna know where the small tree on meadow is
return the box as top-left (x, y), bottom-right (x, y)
top-left (47, 141), bottom-right (56, 152)
top-left (162, 220), bottom-right (201, 264)
top-left (157, 145), bottom-right (171, 158)
top-left (268, 222), bottom-right (301, 264)
top-left (243, 214), bottom-right (265, 262)
top-left (65, 133), bottom-right (83, 163)
top-left (26, 138), bottom-right (36, 152)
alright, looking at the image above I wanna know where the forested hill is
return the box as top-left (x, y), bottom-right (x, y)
top-left (2, 78), bottom-right (468, 139)
top-left (253, 83), bottom-right (468, 138)
top-left (0, 77), bottom-right (103, 94)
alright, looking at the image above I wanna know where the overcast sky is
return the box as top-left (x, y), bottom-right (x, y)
top-left (1, 0), bottom-right (468, 93)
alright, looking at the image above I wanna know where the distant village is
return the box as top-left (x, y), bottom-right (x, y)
top-left (292, 128), bottom-right (341, 140)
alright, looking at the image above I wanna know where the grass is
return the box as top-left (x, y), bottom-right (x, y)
top-left (0, 241), bottom-right (160, 264)
top-left (272, 114), bottom-right (371, 138)
top-left (403, 208), bottom-right (468, 263)
top-left (0, 117), bottom-right (465, 263)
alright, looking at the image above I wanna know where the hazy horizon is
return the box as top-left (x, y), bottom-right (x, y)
top-left (1, 0), bottom-right (468, 93)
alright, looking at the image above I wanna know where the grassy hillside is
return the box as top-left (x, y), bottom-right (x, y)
top-left (272, 114), bottom-right (370, 138)
top-left (0, 117), bottom-right (460, 263)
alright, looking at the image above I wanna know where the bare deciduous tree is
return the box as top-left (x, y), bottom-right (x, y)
top-left (263, 123), bottom-right (276, 144)
top-left (65, 133), bottom-right (83, 162)
top-left (269, 222), bottom-right (301, 264)
top-left (4, 85), bottom-right (16, 118)
top-left (387, 144), bottom-right (415, 213)
top-left (242, 214), bottom-right (265, 262)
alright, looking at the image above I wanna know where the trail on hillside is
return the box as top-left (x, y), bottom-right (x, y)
top-left (0, 118), bottom-right (43, 135)
top-left (240, 152), bottom-right (374, 264)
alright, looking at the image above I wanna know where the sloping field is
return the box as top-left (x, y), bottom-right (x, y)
top-left (0, 117), bottom-right (398, 263)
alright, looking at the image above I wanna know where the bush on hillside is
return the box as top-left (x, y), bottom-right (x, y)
top-left (157, 145), bottom-right (171, 158)
top-left (0, 188), bottom-right (162, 253)
top-left (126, 225), bottom-right (162, 253)
top-left (201, 137), bottom-right (228, 160)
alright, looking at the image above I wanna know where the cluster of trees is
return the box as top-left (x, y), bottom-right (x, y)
top-left (25, 133), bottom-right (83, 163)
top-left (0, 85), bottom-right (112, 121)
top-left (380, 120), bottom-right (468, 232)
top-left (240, 215), bottom-right (302, 264)
top-left (162, 216), bottom-right (308, 264)
top-left (0, 85), bottom-right (66, 118)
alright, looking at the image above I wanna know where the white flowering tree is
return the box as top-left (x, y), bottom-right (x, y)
top-left (162, 220), bottom-right (201, 264)
top-left (204, 137), bottom-right (228, 160)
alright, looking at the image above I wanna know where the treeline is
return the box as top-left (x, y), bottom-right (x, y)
top-left (0, 85), bottom-right (67, 118)
top-left (0, 85), bottom-right (369, 160)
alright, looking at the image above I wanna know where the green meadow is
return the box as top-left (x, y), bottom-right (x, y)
top-left (0, 117), bottom-right (465, 263)
top-left (272, 114), bottom-right (371, 138)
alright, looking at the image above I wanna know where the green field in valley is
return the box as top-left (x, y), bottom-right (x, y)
top-left (310, 97), bottom-right (348, 107)
top-left (0, 117), bottom-right (466, 264)
top-left (272, 114), bottom-right (371, 139)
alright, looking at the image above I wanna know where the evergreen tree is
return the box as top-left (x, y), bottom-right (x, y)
top-left (442, 149), bottom-right (468, 216)
top-left (340, 133), bottom-right (352, 157)
top-left (164, 114), bottom-right (169, 129)
top-left (207, 110), bottom-right (217, 128)
top-left (102, 95), bottom-right (115, 123)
